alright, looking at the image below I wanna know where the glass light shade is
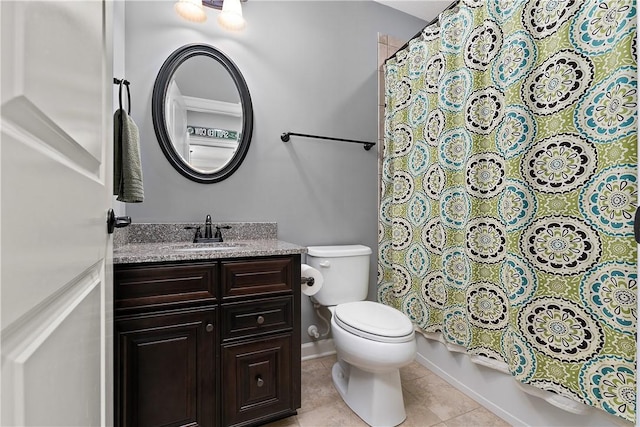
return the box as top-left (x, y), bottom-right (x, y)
top-left (175, 0), bottom-right (207, 23)
top-left (217, 0), bottom-right (246, 31)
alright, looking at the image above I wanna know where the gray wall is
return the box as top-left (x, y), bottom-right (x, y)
top-left (124, 1), bottom-right (425, 344)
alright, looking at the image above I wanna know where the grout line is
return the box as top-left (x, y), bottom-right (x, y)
top-left (442, 406), bottom-right (481, 424)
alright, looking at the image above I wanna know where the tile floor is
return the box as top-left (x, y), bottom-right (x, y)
top-left (265, 355), bottom-right (511, 427)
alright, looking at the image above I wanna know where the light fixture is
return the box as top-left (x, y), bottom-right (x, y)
top-left (217, 0), bottom-right (246, 31)
top-left (202, 0), bottom-right (224, 9)
top-left (174, 0), bottom-right (207, 23)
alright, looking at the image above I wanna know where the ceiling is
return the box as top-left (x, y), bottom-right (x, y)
top-left (373, 0), bottom-right (452, 22)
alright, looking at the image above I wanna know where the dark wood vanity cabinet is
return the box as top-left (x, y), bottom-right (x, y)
top-left (219, 258), bottom-right (300, 426)
top-left (116, 308), bottom-right (217, 427)
top-left (114, 255), bottom-right (301, 427)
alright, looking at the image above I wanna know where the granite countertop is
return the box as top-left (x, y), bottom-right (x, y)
top-left (113, 240), bottom-right (307, 265)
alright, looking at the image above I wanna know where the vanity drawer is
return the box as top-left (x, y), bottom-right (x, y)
top-left (222, 296), bottom-right (293, 341)
top-left (221, 257), bottom-right (293, 298)
top-left (115, 263), bottom-right (217, 311)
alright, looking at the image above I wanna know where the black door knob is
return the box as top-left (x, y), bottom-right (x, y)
top-left (107, 209), bottom-right (131, 234)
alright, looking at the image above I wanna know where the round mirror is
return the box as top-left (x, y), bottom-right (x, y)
top-left (152, 44), bottom-right (253, 183)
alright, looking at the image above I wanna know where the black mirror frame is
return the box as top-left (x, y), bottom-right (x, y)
top-left (152, 44), bottom-right (253, 183)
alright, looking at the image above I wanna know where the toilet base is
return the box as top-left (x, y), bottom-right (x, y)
top-left (332, 360), bottom-right (407, 426)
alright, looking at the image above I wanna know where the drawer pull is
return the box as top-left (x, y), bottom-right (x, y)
top-left (256, 376), bottom-right (264, 387)
top-left (206, 323), bottom-right (214, 332)
top-left (256, 315), bottom-right (265, 325)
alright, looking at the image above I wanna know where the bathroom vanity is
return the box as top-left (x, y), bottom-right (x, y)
top-left (113, 227), bottom-right (304, 427)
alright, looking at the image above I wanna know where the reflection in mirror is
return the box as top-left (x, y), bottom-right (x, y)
top-left (152, 44), bottom-right (253, 183)
top-left (166, 56), bottom-right (242, 173)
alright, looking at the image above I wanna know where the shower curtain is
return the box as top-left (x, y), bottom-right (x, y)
top-left (379, 0), bottom-right (637, 422)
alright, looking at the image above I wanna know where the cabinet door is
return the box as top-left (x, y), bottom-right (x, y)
top-left (116, 309), bottom-right (216, 427)
top-left (222, 335), bottom-right (294, 426)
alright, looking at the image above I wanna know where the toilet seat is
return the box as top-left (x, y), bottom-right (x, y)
top-left (334, 301), bottom-right (414, 343)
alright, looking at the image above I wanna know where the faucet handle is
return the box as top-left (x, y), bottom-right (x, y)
top-left (205, 215), bottom-right (212, 224)
top-left (184, 226), bottom-right (202, 243)
top-left (214, 225), bottom-right (232, 241)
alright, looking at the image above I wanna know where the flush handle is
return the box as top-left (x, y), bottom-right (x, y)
top-left (319, 261), bottom-right (331, 268)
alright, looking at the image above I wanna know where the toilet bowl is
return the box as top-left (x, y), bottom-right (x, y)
top-left (328, 302), bottom-right (416, 426)
top-left (306, 245), bottom-right (417, 426)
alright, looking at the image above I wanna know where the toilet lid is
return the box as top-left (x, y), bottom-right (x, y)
top-left (334, 301), bottom-right (414, 343)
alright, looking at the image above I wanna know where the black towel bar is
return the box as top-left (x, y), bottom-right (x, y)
top-left (281, 132), bottom-right (375, 151)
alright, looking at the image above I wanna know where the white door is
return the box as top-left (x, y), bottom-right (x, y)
top-left (1, 1), bottom-right (114, 425)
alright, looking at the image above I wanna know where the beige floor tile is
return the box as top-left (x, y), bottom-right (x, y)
top-left (298, 357), bottom-right (508, 427)
top-left (297, 399), bottom-right (368, 427)
top-left (262, 414), bottom-right (300, 427)
top-left (443, 407), bottom-right (511, 427)
top-left (402, 366), bottom-right (451, 389)
top-left (400, 360), bottom-right (430, 382)
top-left (299, 357), bottom-right (341, 414)
top-left (402, 375), bottom-right (481, 421)
top-left (319, 354), bottom-right (338, 370)
top-left (400, 388), bottom-right (444, 427)
top-left (302, 357), bottom-right (329, 372)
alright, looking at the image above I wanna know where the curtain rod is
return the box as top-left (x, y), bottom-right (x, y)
top-left (384, 0), bottom-right (460, 65)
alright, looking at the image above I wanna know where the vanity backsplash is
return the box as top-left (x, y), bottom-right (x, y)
top-left (114, 221), bottom-right (278, 246)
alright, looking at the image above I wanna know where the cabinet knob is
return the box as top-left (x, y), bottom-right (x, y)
top-left (256, 377), bottom-right (264, 387)
top-left (256, 315), bottom-right (265, 325)
top-left (206, 323), bottom-right (214, 332)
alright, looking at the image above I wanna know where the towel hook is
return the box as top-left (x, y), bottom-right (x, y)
top-left (113, 78), bottom-right (131, 114)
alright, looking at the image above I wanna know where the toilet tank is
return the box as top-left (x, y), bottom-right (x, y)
top-left (306, 245), bottom-right (372, 306)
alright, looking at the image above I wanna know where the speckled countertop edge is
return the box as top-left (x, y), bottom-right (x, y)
top-left (113, 240), bottom-right (307, 265)
top-left (115, 222), bottom-right (278, 246)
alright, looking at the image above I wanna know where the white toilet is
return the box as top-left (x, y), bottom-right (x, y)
top-left (306, 245), bottom-right (417, 426)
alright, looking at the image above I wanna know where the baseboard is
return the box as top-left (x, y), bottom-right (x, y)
top-left (301, 338), bottom-right (336, 361)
